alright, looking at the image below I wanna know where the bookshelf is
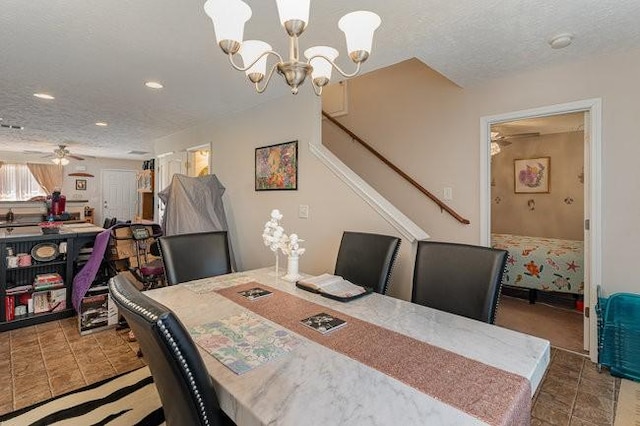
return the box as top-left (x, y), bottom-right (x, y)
top-left (0, 227), bottom-right (101, 331)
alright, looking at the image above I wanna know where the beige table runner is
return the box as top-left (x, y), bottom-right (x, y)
top-left (217, 282), bottom-right (531, 426)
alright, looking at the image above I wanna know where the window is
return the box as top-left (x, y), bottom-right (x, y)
top-left (0, 164), bottom-right (46, 201)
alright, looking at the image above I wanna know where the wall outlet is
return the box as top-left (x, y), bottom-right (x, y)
top-left (298, 204), bottom-right (309, 219)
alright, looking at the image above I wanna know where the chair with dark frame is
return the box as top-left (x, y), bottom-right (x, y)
top-left (411, 241), bottom-right (508, 324)
top-left (334, 231), bottom-right (401, 295)
top-left (158, 231), bottom-right (232, 285)
top-left (109, 273), bottom-right (231, 425)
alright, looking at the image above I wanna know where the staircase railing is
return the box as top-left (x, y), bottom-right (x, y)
top-left (322, 110), bottom-right (470, 225)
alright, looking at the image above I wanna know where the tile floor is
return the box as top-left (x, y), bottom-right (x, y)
top-left (0, 318), bottom-right (621, 424)
top-left (533, 348), bottom-right (619, 425)
top-left (0, 317), bottom-right (145, 415)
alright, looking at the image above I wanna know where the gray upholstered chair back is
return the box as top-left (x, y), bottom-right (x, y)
top-left (109, 273), bottom-right (226, 425)
top-left (412, 241), bottom-right (507, 324)
top-left (334, 231), bottom-right (401, 294)
top-left (158, 231), bottom-right (232, 285)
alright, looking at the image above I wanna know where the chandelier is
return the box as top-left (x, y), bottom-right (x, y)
top-left (203, 0), bottom-right (381, 95)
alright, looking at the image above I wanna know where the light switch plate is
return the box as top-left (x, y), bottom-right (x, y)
top-left (443, 187), bottom-right (453, 200)
top-left (298, 204), bottom-right (309, 219)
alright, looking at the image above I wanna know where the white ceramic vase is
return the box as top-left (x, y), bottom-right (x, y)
top-left (283, 254), bottom-right (302, 282)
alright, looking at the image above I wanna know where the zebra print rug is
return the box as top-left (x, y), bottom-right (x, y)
top-left (0, 366), bottom-right (164, 425)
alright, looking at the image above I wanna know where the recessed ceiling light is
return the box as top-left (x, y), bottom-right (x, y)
top-left (95, 122), bottom-right (108, 127)
top-left (548, 33), bottom-right (573, 49)
top-left (145, 81), bottom-right (164, 89)
top-left (33, 93), bottom-right (55, 100)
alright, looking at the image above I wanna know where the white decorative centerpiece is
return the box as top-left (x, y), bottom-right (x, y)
top-left (281, 233), bottom-right (305, 282)
top-left (262, 209), bottom-right (285, 276)
top-left (262, 209), bottom-right (306, 280)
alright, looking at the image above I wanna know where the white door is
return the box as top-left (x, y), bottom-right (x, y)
top-left (156, 152), bottom-right (187, 221)
top-left (102, 170), bottom-right (137, 222)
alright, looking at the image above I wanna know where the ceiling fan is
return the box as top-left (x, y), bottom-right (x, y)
top-left (490, 131), bottom-right (540, 147)
top-left (46, 144), bottom-right (85, 165)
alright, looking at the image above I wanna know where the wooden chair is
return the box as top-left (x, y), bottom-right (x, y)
top-left (334, 231), bottom-right (401, 294)
top-left (158, 231), bottom-right (232, 285)
top-left (412, 241), bottom-right (507, 324)
top-left (109, 273), bottom-right (230, 425)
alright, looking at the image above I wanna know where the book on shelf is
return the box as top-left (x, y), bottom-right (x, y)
top-left (33, 289), bottom-right (66, 314)
top-left (5, 296), bottom-right (15, 321)
top-left (34, 273), bottom-right (64, 285)
top-left (300, 312), bottom-right (347, 334)
top-left (237, 287), bottom-right (273, 301)
top-left (33, 282), bottom-right (65, 292)
top-left (6, 284), bottom-right (34, 295)
top-left (296, 273), bottom-right (370, 301)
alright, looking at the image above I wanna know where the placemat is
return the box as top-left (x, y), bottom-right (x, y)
top-left (217, 282), bottom-right (531, 426)
top-left (190, 311), bottom-right (301, 375)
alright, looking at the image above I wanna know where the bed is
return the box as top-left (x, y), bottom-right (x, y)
top-left (491, 233), bottom-right (584, 295)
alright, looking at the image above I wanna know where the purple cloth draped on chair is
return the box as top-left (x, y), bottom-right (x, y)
top-left (72, 229), bottom-right (111, 311)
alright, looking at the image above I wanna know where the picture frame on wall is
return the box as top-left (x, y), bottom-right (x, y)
top-left (255, 140), bottom-right (298, 191)
top-left (75, 179), bottom-right (87, 191)
top-left (514, 157), bottom-right (550, 193)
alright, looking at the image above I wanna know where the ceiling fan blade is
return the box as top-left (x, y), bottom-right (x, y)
top-left (68, 155), bottom-right (85, 161)
top-left (503, 132), bottom-right (541, 139)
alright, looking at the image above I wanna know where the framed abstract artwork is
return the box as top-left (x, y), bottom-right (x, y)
top-left (514, 157), bottom-right (550, 193)
top-left (255, 140), bottom-right (298, 191)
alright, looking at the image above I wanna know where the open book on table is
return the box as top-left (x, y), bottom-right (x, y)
top-left (296, 273), bottom-right (372, 301)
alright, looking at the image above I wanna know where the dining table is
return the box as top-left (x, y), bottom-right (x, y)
top-left (146, 267), bottom-right (550, 425)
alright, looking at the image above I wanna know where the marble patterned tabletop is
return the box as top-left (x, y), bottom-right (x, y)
top-left (146, 267), bottom-right (550, 426)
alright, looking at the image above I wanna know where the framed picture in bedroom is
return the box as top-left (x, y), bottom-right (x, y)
top-left (75, 179), bottom-right (87, 191)
top-left (255, 140), bottom-right (298, 191)
top-left (514, 157), bottom-right (550, 193)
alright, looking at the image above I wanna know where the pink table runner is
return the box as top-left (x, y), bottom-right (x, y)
top-left (217, 282), bottom-right (531, 426)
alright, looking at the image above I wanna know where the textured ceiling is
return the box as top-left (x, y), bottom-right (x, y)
top-left (1, 0), bottom-right (639, 159)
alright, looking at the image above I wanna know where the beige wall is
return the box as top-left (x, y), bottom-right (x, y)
top-left (491, 131), bottom-right (584, 240)
top-left (153, 93), bottom-right (416, 301)
top-left (0, 151), bottom-right (142, 226)
top-left (322, 47), bottom-right (640, 295)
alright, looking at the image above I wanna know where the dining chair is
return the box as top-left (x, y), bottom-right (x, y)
top-left (412, 241), bottom-right (508, 324)
top-left (334, 231), bottom-right (401, 294)
top-left (109, 273), bottom-right (229, 425)
top-left (102, 217), bottom-right (116, 229)
top-left (158, 231), bottom-right (232, 285)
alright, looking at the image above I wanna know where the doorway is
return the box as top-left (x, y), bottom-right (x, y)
top-left (101, 169), bottom-right (137, 223)
top-left (480, 99), bottom-right (602, 362)
top-left (187, 144), bottom-right (211, 177)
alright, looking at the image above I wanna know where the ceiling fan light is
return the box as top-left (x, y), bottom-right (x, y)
top-left (238, 40), bottom-right (272, 78)
top-left (52, 157), bottom-right (69, 166)
top-left (276, 0), bottom-right (310, 27)
top-left (204, 0), bottom-right (252, 47)
top-left (338, 11), bottom-right (381, 59)
top-left (490, 142), bottom-right (501, 156)
top-left (304, 46), bottom-right (338, 82)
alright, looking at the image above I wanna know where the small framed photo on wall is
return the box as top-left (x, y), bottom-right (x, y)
top-left (75, 179), bottom-right (87, 191)
top-left (514, 157), bottom-right (550, 193)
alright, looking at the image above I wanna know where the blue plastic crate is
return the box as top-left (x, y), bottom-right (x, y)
top-left (597, 287), bottom-right (640, 381)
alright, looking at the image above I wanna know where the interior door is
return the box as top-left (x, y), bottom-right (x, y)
top-left (583, 111), bottom-right (591, 351)
top-left (156, 152), bottom-right (187, 222)
top-left (102, 170), bottom-right (137, 223)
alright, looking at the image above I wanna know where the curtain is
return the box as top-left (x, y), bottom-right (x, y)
top-left (0, 164), bottom-right (47, 201)
top-left (27, 163), bottom-right (63, 195)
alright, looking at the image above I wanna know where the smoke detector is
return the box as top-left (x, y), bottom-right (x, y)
top-left (548, 33), bottom-right (573, 49)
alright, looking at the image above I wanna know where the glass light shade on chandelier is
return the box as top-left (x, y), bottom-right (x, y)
top-left (203, 0), bottom-right (381, 95)
top-left (52, 157), bottom-right (69, 166)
